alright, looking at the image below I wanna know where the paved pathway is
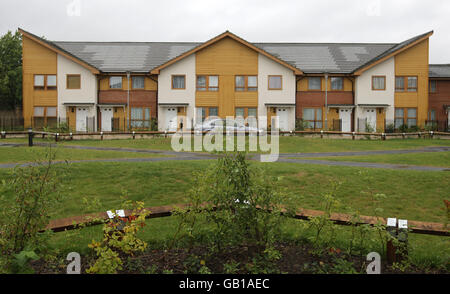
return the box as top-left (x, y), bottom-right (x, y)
top-left (0, 142), bottom-right (448, 172)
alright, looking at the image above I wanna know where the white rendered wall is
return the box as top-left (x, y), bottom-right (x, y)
top-left (57, 54), bottom-right (97, 120)
top-left (158, 54), bottom-right (196, 130)
top-left (258, 54), bottom-right (296, 130)
top-left (354, 57), bottom-right (395, 124)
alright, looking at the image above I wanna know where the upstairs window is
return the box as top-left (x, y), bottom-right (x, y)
top-left (235, 76), bottom-right (257, 91)
top-left (110, 76), bottom-right (123, 89)
top-left (67, 75), bottom-right (81, 89)
top-left (196, 75), bottom-right (219, 91)
top-left (372, 76), bottom-right (386, 90)
top-left (268, 75), bottom-right (282, 90)
top-left (46, 75), bottom-right (57, 90)
top-left (330, 77), bottom-right (343, 90)
top-left (395, 76), bottom-right (418, 92)
top-left (395, 77), bottom-right (405, 92)
top-left (308, 77), bottom-right (321, 90)
top-left (172, 75), bottom-right (186, 89)
top-left (407, 77), bottom-right (418, 92)
top-left (34, 75), bottom-right (45, 89)
top-left (132, 76), bottom-right (145, 89)
top-left (34, 74), bottom-right (57, 90)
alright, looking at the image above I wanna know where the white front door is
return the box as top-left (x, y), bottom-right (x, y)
top-left (276, 108), bottom-right (289, 131)
top-left (101, 108), bottom-right (113, 132)
top-left (365, 109), bottom-right (377, 132)
top-left (76, 108), bottom-right (89, 132)
top-left (165, 108), bottom-right (178, 131)
top-left (339, 109), bottom-right (352, 132)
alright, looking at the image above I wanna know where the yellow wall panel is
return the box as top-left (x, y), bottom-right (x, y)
top-left (145, 77), bottom-right (158, 90)
top-left (394, 39), bottom-right (429, 125)
top-left (22, 36), bottom-right (58, 127)
top-left (234, 92), bottom-right (258, 107)
top-left (196, 92), bottom-right (219, 107)
top-left (195, 37), bottom-right (258, 116)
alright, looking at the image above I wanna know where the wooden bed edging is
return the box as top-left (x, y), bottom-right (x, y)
top-left (44, 203), bottom-right (449, 237)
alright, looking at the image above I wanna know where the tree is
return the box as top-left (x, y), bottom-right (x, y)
top-left (0, 30), bottom-right (22, 111)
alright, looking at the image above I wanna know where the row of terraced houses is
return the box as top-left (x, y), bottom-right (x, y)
top-left (20, 28), bottom-right (450, 133)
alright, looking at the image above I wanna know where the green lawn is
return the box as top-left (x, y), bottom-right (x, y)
top-left (2, 136), bottom-right (449, 153)
top-left (0, 146), bottom-right (166, 164)
top-left (0, 160), bottom-right (448, 223)
top-left (303, 152), bottom-right (450, 168)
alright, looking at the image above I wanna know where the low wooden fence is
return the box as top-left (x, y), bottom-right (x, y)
top-left (44, 202), bottom-right (449, 237)
top-left (1, 129), bottom-right (450, 143)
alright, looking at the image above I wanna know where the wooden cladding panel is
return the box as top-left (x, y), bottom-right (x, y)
top-left (196, 37), bottom-right (258, 75)
top-left (195, 37), bottom-right (258, 116)
top-left (234, 92), bottom-right (258, 107)
top-left (22, 36), bottom-right (58, 127)
top-left (219, 75), bottom-right (235, 117)
top-left (196, 92), bottom-right (219, 107)
top-left (394, 39), bottom-right (429, 124)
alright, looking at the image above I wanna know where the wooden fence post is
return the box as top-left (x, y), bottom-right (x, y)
top-left (28, 128), bottom-right (34, 147)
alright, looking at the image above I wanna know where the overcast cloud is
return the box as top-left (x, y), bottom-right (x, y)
top-left (1, 0), bottom-right (449, 63)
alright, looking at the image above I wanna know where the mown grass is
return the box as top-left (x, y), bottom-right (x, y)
top-left (302, 152), bottom-right (450, 168)
top-left (0, 145), bottom-right (166, 164)
top-left (0, 160), bottom-right (448, 223)
top-left (2, 136), bottom-right (449, 154)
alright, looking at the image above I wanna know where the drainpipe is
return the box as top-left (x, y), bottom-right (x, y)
top-left (127, 71), bottom-right (130, 130)
top-left (324, 72), bottom-right (328, 130)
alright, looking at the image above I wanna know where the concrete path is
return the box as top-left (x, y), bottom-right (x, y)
top-left (275, 158), bottom-right (449, 172)
top-left (0, 142), bottom-right (448, 172)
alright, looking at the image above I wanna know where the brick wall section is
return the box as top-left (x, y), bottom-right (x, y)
top-left (429, 80), bottom-right (450, 122)
top-left (98, 90), bottom-right (157, 117)
top-left (296, 91), bottom-right (353, 118)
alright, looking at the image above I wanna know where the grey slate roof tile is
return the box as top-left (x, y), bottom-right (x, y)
top-left (45, 31), bottom-right (432, 74)
top-left (429, 64), bottom-right (450, 78)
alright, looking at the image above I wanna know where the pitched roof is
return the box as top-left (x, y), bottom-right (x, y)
top-left (254, 43), bottom-right (394, 74)
top-left (149, 31), bottom-right (303, 74)
top-left (429, 64), bottom-right (450, 78)
top-left (19, 28), bottom-right (100, 74)
top-left (19, 28), bottom-right (433, 75)
top-left (53, 41), bottom-right (200, 73)
top-left (353, 31), bottom-right (433, 75)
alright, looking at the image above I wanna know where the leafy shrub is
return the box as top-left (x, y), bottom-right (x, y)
top-left (295, 119), bottom-right (309, 131)
top-left (0, 148), bottom-right (66, 273)
top-left (86, 199), bottom-right (150, 274)
top-left (179, 152), bottom-right (294, 254)
top-left (385, 123), bottom-right (395, 133)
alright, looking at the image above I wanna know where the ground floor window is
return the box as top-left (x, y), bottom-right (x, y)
top-left (196, 107), bottom-right (219, 124)
top-left (33, 106), bottom-right (57, 129)
top-left (130, 107), bottom-right (151, 128)
top-left (235, 107), bottom-right (257, 118)
top-left (394, 108), bottom-right (417, 129)
top-left (302, 108), bottom-right (322, 129)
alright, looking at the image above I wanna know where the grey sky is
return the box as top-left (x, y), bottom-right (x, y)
top-left (1, 0), bottom-right (449, 64)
